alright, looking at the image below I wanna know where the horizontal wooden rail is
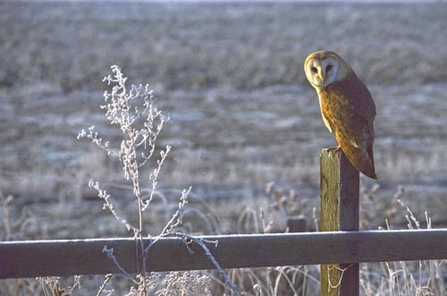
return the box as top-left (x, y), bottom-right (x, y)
top-left (1, 230), bottom-right (447, 279)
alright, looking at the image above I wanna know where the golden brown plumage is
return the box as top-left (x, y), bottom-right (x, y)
top-left (304, 50), bottom-right (377, 179)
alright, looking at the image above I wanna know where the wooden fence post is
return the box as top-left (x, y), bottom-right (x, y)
top-left (320, 148), bottom-right (359, 296)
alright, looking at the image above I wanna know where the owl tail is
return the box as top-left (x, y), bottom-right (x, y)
top-left (342, 144), bottom-right (377, 179)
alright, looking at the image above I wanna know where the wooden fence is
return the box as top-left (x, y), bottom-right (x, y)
top-left (2, 149), bottom-right (447, 295)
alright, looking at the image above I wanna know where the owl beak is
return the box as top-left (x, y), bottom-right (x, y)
top-left (318, 68), bottom-right (326, 82)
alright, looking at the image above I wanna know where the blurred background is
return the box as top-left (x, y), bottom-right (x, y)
top-left (1, 0), bottom-right (447, 239)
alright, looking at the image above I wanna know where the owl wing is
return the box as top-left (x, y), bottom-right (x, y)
top-left (320, 75), bottom-right (376, 179)
top-left (333, 73), bottom-right (376, 122)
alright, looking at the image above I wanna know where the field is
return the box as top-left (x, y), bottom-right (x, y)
top-left (1, 1), bottom-right (447, 295)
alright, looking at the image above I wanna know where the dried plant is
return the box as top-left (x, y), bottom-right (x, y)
top-left (78, 66), bottom-right (237, 295)
top-left (78, 65), bottom-right (175, 237)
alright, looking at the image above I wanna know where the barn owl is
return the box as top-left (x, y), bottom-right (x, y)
top-left (304, 50), bottom-right (377, 179)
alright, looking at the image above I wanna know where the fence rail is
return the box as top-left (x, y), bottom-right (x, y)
top-left (2, 230), bottom-right (447, 279)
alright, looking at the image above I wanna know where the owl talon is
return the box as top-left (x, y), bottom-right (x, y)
top-left (327, 146), bottom-right (341, 157)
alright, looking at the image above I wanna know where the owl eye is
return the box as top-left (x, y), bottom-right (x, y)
top-left (326, 65), bottom-right (333, 72)
top-left (310, 67), bottom-right (318, 74)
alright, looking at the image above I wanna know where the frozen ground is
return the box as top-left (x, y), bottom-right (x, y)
top-left (1, 1), bottom-right (447, 238)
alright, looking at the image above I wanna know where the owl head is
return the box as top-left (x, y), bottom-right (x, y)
top-left (304, 51), bottom-right (353, 89)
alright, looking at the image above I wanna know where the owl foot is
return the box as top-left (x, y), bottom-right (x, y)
top-left (327, 146), bottom-right (341, 157)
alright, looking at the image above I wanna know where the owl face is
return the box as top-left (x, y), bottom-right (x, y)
top-left (304, 51), bottom-right (349, 89)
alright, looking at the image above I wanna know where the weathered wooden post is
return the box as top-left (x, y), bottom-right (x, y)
top-left (320, 148), bottom-right (359, 296)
